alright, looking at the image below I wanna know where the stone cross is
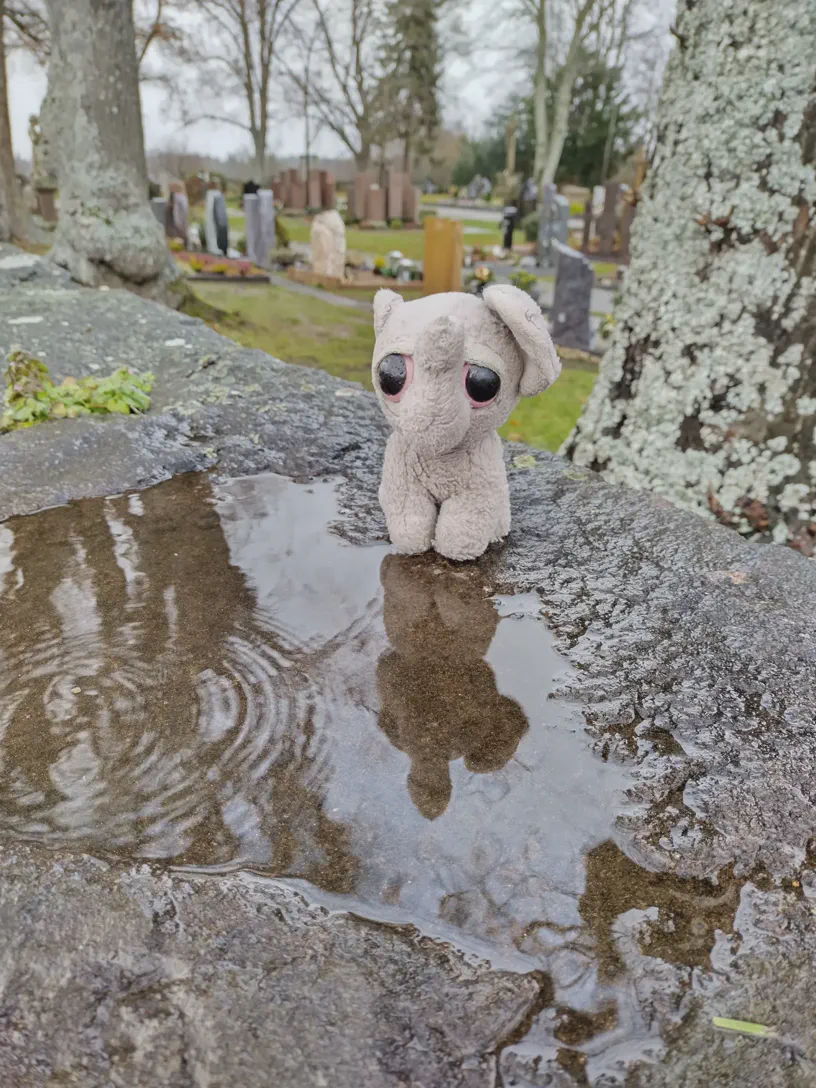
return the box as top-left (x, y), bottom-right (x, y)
top-left (550, 241), bottom-right (594, 353)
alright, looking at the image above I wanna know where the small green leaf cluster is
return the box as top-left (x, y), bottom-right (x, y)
top-left (0, 349), bottom-right (154, 432)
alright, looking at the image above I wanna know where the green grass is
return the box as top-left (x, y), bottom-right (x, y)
top-left (193, 282), bottom-right (375, 386)
top-left (499, 369), bottom-right (595, 450)
top-left (188, 280), bottom-right (595, 450)
top-left (280, 216), bottom-right (521, 261)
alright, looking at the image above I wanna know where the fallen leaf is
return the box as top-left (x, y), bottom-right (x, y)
top-left (712, 1017), bottom-right (777, 1038)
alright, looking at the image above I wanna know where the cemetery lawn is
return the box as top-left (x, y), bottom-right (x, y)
top-left (279, 217), bottom-right (520, 260)
top-left (188, 281), bottom-right (595, 451)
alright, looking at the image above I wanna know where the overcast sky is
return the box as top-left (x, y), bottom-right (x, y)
top-left (7, 46), bottom-right (496, 165)
top-left (7, 0), bottom-right (670, 166)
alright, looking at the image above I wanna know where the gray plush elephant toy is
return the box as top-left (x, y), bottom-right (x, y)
top-left (371, 285), bottom-right (561, 561)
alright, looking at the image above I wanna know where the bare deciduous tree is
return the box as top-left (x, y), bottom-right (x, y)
top-left (285, 0), bottom-right (391, 171)
top-left (519, 0), bottom-right (613, 195)
top-left (182, 0), bottom-right (302, 176)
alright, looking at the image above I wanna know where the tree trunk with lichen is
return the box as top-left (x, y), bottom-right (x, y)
top-left (45, 0), bottom-right (177, 301)
top-left (564, 0), bottom-right (816, 554)
top-left (0, 5), bottom-right (25, 241)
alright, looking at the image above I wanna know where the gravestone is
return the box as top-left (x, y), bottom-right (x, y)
top-left (205, 189), bottom-right (229, 255)
top-left (352, 172), bottom-right (374, 220)
top-left (307, 170), bottom-right (322, 209)
top-left (150, 197), bottom-right (166, 226)
top-left (597, 182), bottom-right (621, 258)
top-left (243, 193), bottom-right (262, 264)
top-left (311, 210), bottom-right (347, 280)
top-left (423, 217), bottom-right (463, 294)
top-left (402, 185), bottom-right (420, 224)
top-left (536, 183), bottom-right (557, 267)
top-left (550, 241), bottom-right (594, 352)
top-left (321, 172), bottom-right (336, 209)
top-left (290, 179), bottom-right (307, 211)
top-left (387, 170), bottom-right (404, 222)
top-left (171, 191), bottom-right (189, 242)
top-left (365, 186), bottom-right (387, 223)
top-left (257, 189), bottom-right (276, 264)
top-left (243, 180), bottom-right (259, 196)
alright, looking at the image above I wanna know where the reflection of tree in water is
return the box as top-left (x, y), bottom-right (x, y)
top-left (375, 554), bottom-right (529, 820)
top-left (0, 474), bottom-right (362, 892)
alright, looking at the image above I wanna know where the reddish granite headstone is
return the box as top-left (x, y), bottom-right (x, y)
top-left (597, 182), bottom-right (620, 258)
top-left (365, 186), bottom-right (387, 222)
top-left (290, 180), bottom-right (307, 211)
top-left (321, 172), bottom-right (336, 209)
top-left (307, 170), bottom-right (322, 209)
top-left (387, 170), bottom-right (405, 222)
top-left (352, 172), bottom-right (373, 220)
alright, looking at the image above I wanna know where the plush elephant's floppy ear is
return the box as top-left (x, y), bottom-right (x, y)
top-left (373, 288), bottom-right (404, 337)
top-left (482, 283), bottom-right (561, 397)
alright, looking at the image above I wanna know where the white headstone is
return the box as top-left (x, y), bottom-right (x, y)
top-left (311, 210), bottom-right (346, 279)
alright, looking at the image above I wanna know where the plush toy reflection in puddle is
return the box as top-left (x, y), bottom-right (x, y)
top-left (376, 554), bottom-right (529, 819)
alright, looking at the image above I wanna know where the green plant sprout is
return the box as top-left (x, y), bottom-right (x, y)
top-left (0, 349), bottom-right (154, 433)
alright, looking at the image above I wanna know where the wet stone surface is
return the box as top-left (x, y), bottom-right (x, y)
top-left (2, 248), bottom-right (816, 1085)
top-left (0, 472), bottom-right (791, 1083)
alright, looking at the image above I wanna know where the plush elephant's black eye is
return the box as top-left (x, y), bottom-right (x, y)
top-left (378, 353), bottom-right (407, 397)
top-left (465, 364), bottom-right (500, 404)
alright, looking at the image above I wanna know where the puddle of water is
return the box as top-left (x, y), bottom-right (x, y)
top-left (0, 472), bottom-right (738, 1075)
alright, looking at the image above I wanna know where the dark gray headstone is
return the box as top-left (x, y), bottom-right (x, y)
top-left (550, 242), bottom-right (594, 352)
top-left (150, 197), bottom-right (166, 226)
top-left (213, 193), bottom-right (229, 255)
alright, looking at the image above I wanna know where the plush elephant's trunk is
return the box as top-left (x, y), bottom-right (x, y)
top-left (415, 315), bottom-right (465, 375)
top-left (393, 315), bottom-right (472, 456)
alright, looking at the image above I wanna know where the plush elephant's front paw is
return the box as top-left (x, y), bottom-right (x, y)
top-left (433, 499), bottom-right (496, 562)
top-left (386, 507), bottom-right (436, 555)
